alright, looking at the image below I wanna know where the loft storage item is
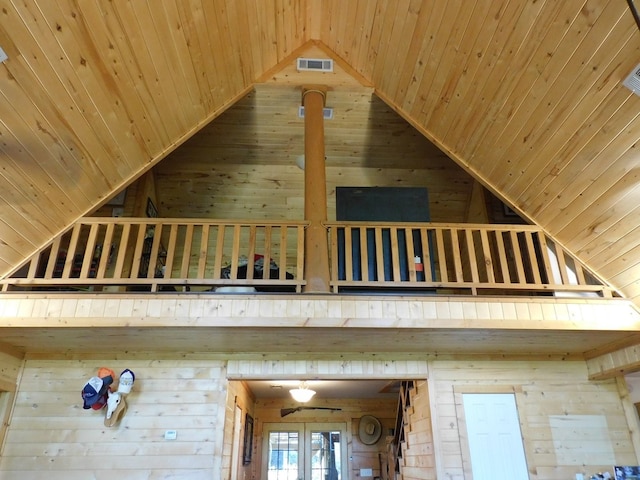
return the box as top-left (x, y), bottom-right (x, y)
top-left (336, 187), bottom-right (432, 286)
top-left (220, 254), bottom-right (295, 292)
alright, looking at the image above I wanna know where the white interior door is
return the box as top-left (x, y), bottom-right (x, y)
top-left (262, 422), bottom-right (347, 480)
top-left (462, 393), bottom-right (529, 480)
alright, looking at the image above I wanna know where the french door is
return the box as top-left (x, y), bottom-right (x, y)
top-left (262, 422), bottom-right (347, 480)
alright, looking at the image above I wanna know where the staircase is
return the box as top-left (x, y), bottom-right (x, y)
top-left (388, 380), bottom-right (436, 480)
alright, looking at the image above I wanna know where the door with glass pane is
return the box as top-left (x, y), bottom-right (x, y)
top-left (262, 422), bottom-right (347, 480)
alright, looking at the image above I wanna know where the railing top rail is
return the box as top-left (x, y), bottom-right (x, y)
top-left (323, 221), bottom-right (541, 231)
top-left (79, 217), bottom-right (310, 227)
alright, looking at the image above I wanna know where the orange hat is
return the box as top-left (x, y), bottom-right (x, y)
top-left (97, 367), bottom-right (115, 379)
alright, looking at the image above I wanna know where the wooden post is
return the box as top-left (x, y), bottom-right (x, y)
top-left (302, 86), bottom-right (330, 293)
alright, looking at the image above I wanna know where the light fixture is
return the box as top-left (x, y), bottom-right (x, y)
top-left (289, 381), bottom-right (316, 403)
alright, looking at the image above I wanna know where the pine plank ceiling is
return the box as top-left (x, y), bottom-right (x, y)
top-left (1, 1), bottom-right (640, 306)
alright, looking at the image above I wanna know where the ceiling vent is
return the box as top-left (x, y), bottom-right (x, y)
top-left (623, 63), bottom-right (640, 96)
top-left (297, 58), bottom-right (333, 72)
top-left (298, 105), bottom-right (334, 120)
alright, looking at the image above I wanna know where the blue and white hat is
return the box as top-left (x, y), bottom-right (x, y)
top-left (82, 375), bottom-right (112, 409)
top-left (117, 369), bottom-right (135, 394)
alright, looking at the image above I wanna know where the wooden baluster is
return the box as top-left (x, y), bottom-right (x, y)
top-left (113, 224), bottom-right (130, 280)
top-left (247, 225), bottom-right (257, 281)
top-left (181, 224), bottom-right (194, 279)
top-left (263, 226), bottom-right (272, 280)
top-left (96, 223), bottom-right (114, 280)
top-left (62, 224), bottom-right (82, 278)
top-left (212, 225), bottom-right (224, 280)
top-left (45, 236), bottom-right (62, 279)
top-left (421, 227), bottom-right (433, 283)
top-left (524, 231), bottom-right (541, 285)
top-left (435, 228), bottom-right (448, 283)
top-left (480, 229), bottom-right (495, 284)
top-left (279, 226), bottom-right (288, 280)
top-left (360, 227), bottom-right (369, 282)
top-left (345, 227), bottom-right (353, 282)
top-left (163, 224), bottom-right (178, 280)
top-left (494, 231), bottom-right (511, 285)
top-left (509, 231), bottom-right (526, 284)
top-left (450, 229), bottom-right (464, 283)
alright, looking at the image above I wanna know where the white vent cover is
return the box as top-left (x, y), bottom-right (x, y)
top-left (298, 105), bottom-right (334, 120)
top-left (297, 58), bottom-right (333, 72)
top-left (623, 63), bottom-right (640, 96)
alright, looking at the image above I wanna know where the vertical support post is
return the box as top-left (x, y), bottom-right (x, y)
top-left (302, 86), bottom-right (330, 293)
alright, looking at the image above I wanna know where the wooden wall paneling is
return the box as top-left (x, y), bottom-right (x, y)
top-left (489, 3), bottom-right (631, 196)
top-left (444, 0), bottom-right (549, 156)
top-left (74, 0), bottom-right (168, 155)
top-left (414, 0), bottom-right (484, 131)
top-left (534, 101), bottom-right (640, 232)
top-left (555, 146), bottom-right (640, 255)
top-left (430, 360), bottom-right (638, 479)
top-left (145, 2), bottom-right (206, 129)
top-left (361, 0), bottom-right (389, 82)
top-left (377, 0), bottom-right (421, 99)
top-left (0, 350), bottom-right (22, 457)
top-left (173, 1), bottom-right (216, 114)
top-left (222, 381), bottom-right (255, 480)
top-left (369, 0), bottom-right (405, 92)
top-left (0, 95), bottom-right (85, 224)
top-left (242, 0), bottom-right (268, 81)
top-left (430, 0), bottom-right (525, 144)
top-left (0, 359), bottom-right (228, 478)
top-left (341, 0), bottom-right (369, 70)
top-left (255, 0), bottom-right (278, 78)
top-left (274, 0), bottom-right (295, 61)
top-left (38, 1), bottom-right (142, 174)
top-left (395, 2), bottom-right (446, 115)
top-left (578, 225), bottom-right (640, 288)
top-left (517, 86), bottom-right (637, 228)
top-left (130, 1), bottom-right (195, 131)
top-left (320, 0), bottom-right (339, 58)
top-left (156, 0), bottom-right (210, 118)
top-left (404, 0), bottom-right (465, 123)
top-left (106, 2), bottom-right (184, 142)
top-left (305, 0), bottom-right (321, 41)
top-left (333, 0), bottom-right (359, 67)
top-left (224, 1), bottom-right (254, 87)
top-left (0, 3), bottom-right (121, 197)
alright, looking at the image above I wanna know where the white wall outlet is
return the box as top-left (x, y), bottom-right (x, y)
top-left (164, 430), bottom-right (177, 440)
top-left (360, 468), bottom-right (373, 477)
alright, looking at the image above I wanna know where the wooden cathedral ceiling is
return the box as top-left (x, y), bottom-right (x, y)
top-left (1, 1), bottom-right (640, 306)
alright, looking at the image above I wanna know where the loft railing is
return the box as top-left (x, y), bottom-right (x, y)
top-left (326, 222), bottom-right (613, 296)
top-left (1, 218), bottom-right (306, 293)
top-left (0, 218), bottom-right (614, 297)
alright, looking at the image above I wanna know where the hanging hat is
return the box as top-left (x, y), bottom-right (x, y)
top-left (117, 369), bottom-right (135, 394)
top-left (358, 415), bottom-right (382, 445)
top-left (82, 375), bottom-right (113, 410)
top-left (97, 367), bottom-right (115, 380)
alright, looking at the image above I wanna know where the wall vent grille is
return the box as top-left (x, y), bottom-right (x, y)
top-left (623, 63), bottom-right (640, 96)
top-left (298, 106), bottom-right (334, 120)
top-left (297, 58), bottom-right (333, 72)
